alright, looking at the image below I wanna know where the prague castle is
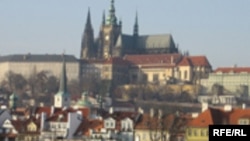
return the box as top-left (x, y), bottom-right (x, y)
top-left (80, 0), bottom-right (179, 59)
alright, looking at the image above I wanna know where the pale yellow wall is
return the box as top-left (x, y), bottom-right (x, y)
top-left (129, 67), bottom-right (174, 84)
top-left (178, 66), bottom-right (192, 81)
top-left (0, 62), bottom-right (10, 81)
top-left (185, 127), bottom-right (208, 141)
top-left (27, 122), bottom-right (37, 132)
top-left (101, 64), bottom-right (112, 80)
top-left (134, 129), bottom-right (169, 141)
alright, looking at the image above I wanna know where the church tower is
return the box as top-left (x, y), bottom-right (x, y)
top-left (98, 0), bottom-right (122, 59)
top-left (54, 58), bottom-right (70, 108)
top-left (81, 8), bottom-right (95, 59)
top-left (133, 11), bottom-right (139, 37)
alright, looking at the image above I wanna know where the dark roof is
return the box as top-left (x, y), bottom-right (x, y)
top-left (115, 34), bottom-right (134, 48)
top-left (137, 34), bottom-right (174, 49)
top-left (0, 54), bottom-right (78, 62)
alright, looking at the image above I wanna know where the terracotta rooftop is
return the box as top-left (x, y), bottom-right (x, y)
top-left (178, 56), bottom-right (211, 67)
top-left (227, 108), bottom-right (250, 124)
top-left (123, 53), bottom-right (182, 66)
top-left (75, 119), bottom-right (104, 136)
top-left (187, 108), bottom-right (227, 127)
top-left (214, 67), bottom-right (250, 73)
top-left (134, 113), bottom-right (175, 130)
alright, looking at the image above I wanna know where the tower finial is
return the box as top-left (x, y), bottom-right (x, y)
top-left (106, 0), bottom-right (117, 25)
top-left (86, 7), bottom-right (92, 29)
top-left (133, 10), bottom-right (139, 36)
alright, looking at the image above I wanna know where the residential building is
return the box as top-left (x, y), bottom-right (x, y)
top-left (134, 109), bottom-right (174, 141)
top-left (124, 54), bottom-right (212, 84)
top-left (201, 67), bottom-right (250, 97)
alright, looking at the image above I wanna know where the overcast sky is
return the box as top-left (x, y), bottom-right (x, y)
top-left (1, 0), bottom-right (250, 69)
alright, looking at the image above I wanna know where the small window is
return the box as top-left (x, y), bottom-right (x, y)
top-left (188, 129), bottom-right (192, 136)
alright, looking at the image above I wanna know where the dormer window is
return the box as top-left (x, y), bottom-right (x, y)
top-left (238, 119), bottom-right (249, 125)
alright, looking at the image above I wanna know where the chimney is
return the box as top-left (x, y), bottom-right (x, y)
top-left (50, 106), bottom-right (55, 116)
top-left (40, 112), bottom-right (47, 131)
top-left (224, 104), bottom-right (232, 112)
top-left (171, 56), bottom-right (174, 64)
top-left (150, 108), bottom-right (154, 118)
top-left (201, 102), bottom-right (208, 112)
top-left (158, 109), bottom-right (162, 119)
top-left (138, 107), bottom-right (144, 114)
top-left (242, 103), bottom-right (246, 109)
top-left (109, 107), bottom-right (113, 114)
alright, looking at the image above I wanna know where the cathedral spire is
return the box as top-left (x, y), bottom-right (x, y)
top-left (85, 7), bottom-right (92, 29)
top-left (59, 56), bottom-right (67, 93)
top-left (133, 11), bottom-right (139, 36)
top-left (106, 0), bottom-right (117, 25)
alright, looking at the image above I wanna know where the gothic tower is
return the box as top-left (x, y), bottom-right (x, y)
top-left (81, 8), bottom-right (95, 59)
top-left (98, 0), bottom-right (122, 59)
top-left (54, 58), bottom-right (70, 108)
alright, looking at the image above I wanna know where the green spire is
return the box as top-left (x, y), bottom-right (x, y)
top-left (133, 11), bottom-right (139, 36)
top-left (59, 57), bottom-right (68, 93)
top-left (106, 0), bottom-right (117, 25)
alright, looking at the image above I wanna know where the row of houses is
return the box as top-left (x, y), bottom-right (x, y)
top-left (1, 101), bottom-right (250, 141)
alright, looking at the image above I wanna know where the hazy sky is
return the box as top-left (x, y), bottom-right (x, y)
top-left (1, 0), bottom-right (250, 69)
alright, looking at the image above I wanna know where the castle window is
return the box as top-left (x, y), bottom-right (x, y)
top-left (153, 74), bottom-right (159, 82)
top-left (184, 70), bottom-right (188, 79)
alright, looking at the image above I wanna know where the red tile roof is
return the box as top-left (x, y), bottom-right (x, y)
top-left (75, 119), bottom-right (103, 136)
top-left (46, 107), bottom-right (90, 122)
top-left (214, 67), bottom-right (250, 73)
top-left (187, 108), bottom-right (227, 127)
top-left (124, 53), bottom-right (182, 67)
top-left (227, 108), bottom-right (250, 124)
top-left (178, 56), bottom-right (211, 67)
top-left (134, 113), bottom-right (175, 130)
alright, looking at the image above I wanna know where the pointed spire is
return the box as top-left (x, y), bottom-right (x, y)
top-left (102, 10), bottom-right (106, 25)
top-left (133, 11), bottom-right (139, 36)
top-left (59, 56), bottom-right (67, 93)
top-left (106, 0), bottom-right (117, 25)
top-left (85, 7), bottom-right (92, 29)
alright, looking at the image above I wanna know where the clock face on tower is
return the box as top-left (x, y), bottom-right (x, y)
top-left (105, 35), bottom-right (110, 41)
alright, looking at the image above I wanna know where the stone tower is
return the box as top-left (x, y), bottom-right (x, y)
top-left (97, 0), bottom-right (122, 59)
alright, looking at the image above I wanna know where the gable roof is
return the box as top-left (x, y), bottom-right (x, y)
top-left (227, 108), bottom-right (250, 124)
top-left (187, 108), bottom-right (226, 127)
top-left (178, 56), bottom-right (211, 67)
top-left (115, 34), bottom-right (134, 48)
top-left (214, 67), bottom-right (250, 73)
